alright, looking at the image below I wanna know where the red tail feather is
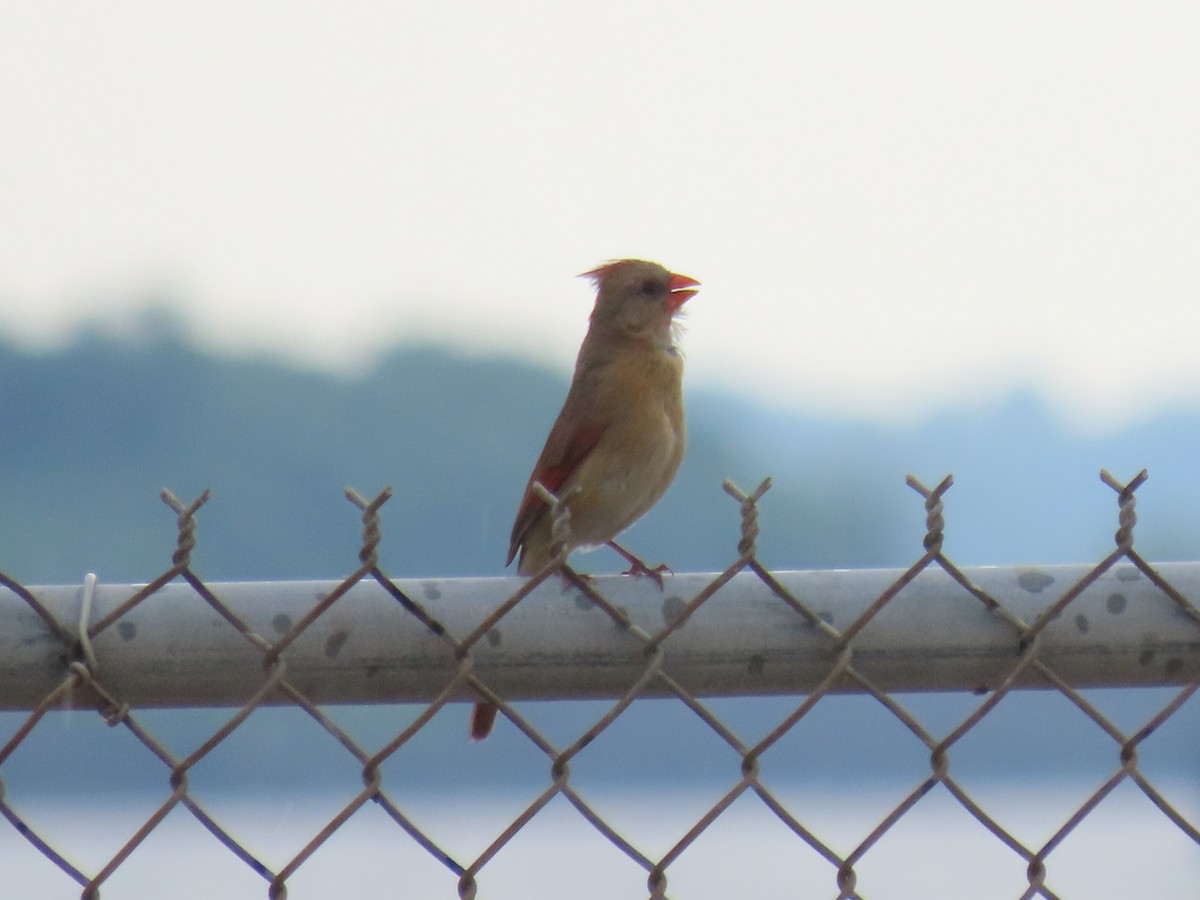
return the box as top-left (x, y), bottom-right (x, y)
top-left (470, 701), bottom-right (498, 740)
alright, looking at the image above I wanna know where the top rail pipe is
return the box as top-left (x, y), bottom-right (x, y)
top-left (1, 563), bottom-right (1198, 710)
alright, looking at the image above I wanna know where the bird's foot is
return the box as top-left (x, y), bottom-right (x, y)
top-left (620, 559), bottom-right (671, 588)
top-left (606, 541), bottom-right (671, 590)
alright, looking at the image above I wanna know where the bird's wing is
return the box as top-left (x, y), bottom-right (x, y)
top-left (506, 418), bottom-right (607, 566)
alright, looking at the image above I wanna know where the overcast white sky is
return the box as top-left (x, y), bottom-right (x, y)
top-left (1, 2), bottom-right (1197, 427)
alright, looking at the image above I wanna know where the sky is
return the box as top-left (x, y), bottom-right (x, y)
top-left (1, 2), bottom-right (1198, 428)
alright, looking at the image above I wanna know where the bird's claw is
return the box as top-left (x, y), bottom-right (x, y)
top-left (620, 559), bottom-right (671, 589)
top-left (606, 540), bottom-right (671, 590)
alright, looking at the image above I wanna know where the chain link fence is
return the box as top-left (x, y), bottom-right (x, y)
top-left (1, 470), bottom-right (1198, 898)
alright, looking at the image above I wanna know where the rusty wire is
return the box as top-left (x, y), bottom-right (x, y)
top-left (0, 470), bottom-right (1197, 898)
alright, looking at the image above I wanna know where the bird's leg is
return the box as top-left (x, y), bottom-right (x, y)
top-left (606, 540), bottom-right (671, 589)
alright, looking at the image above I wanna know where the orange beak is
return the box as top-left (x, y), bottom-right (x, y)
top-left (666, 272), bottom-right (700, 311)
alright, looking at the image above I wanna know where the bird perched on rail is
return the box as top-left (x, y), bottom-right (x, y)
top-left (471, 258), bottom-right (699, 740)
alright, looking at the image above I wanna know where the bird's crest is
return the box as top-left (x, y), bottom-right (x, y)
top-left (579, 259), bottom-right (647, 284)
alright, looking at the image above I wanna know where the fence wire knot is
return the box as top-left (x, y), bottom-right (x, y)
top-left (837, 861), bottom-right (857, 893)
top-left (906, 474), bottom-right (953, 553)
top-left (66, 660), bottom-right (92, 687)
top-left (345, 486), bottom-right (392, 567)
top-left (647, 868), bottom-right (668, 899)
top-left (1027, 858), bottom-right (1047, 890)
top-left (101, 701), bottom-right (130, 727)
top-left (1101, 469), bottom-right (1148, 553)
top-left (723, 477), bottom-right (772, 558)
top-left (161, 488), bottom-right (210, 567)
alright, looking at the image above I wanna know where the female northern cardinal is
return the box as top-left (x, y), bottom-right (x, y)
top-left (471, 259), bottom-right (699, 740)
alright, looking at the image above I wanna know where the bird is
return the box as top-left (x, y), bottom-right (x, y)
top-left (471, 258), bottom-right (699, 740)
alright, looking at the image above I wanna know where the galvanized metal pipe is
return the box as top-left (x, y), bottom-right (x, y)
top-left (2, 563), bottom-right (1198, 709)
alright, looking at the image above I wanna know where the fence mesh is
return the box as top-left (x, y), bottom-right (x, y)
top-left (1, 470), bottom-right (1198, 898)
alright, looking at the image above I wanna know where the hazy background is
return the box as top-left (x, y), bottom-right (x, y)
top-left (2, 2), bottom-right (1199, 426)
top-left (2, 2), bottom-right (1198, 897)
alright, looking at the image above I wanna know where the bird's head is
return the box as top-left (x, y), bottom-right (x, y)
top-left (581, 259), bottom-right (700, 343)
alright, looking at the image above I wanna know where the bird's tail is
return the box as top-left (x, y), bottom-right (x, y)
top-left (470, 701), bottom-right (499, 740)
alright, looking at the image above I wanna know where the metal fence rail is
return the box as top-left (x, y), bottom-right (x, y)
top-left (4, 565), bottom-right (1199, 710)
top-left (1, 471), bottom-right (1198, 899)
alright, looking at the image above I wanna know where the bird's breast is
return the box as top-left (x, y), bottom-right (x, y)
top-left (562, 365), bottom-right (685, 545)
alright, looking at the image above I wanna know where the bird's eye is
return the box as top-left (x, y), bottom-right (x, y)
top-left (640, 278), bottom-right (661, 296)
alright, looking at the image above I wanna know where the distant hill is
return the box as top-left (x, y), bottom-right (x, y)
top-left (3, 326), bottom-right (1199, 584)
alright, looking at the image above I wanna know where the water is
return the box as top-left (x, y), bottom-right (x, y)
top-left (4, 780), bottom-right (1196, 898)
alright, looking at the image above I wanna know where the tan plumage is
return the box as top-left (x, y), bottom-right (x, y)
top-left (472, 259), bottom-right (699, 740)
